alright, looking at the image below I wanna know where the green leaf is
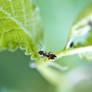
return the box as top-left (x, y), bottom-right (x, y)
top-left (0, 0), bottom-right (44, 62)
top-left (65, 3), bottom-right (92, 61)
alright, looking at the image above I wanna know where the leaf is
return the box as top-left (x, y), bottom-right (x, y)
top-left (65, 3), bottom-right (92, 61)
top-left (0, 0), bottom-right (44, 61)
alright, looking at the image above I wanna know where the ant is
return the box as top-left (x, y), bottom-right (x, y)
top-left (39, 51), bottom-right (56, 59)
top-left (69, 41), bottom-right (74, 48)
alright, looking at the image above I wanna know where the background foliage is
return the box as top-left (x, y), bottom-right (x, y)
top-left (0, 0), bottom-right (92, 92)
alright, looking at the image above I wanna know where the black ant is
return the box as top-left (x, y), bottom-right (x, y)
top-left (69, 41), bottom-right (74, 48)
top-left (39, 51), bottom-right (56, 59)
top-left (88, 20), bottom-right (92, 26)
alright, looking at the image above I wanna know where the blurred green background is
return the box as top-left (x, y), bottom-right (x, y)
top-left (1, 0), bottom-right (92, 92)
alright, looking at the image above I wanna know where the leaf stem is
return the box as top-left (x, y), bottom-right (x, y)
top-left (56, 46), bottom-right (92, 60)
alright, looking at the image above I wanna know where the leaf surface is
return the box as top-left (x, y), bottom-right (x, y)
top-left (65, 4), bottom-right (92, 61)
top-left (0, 0), bottom-right (44, 61)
